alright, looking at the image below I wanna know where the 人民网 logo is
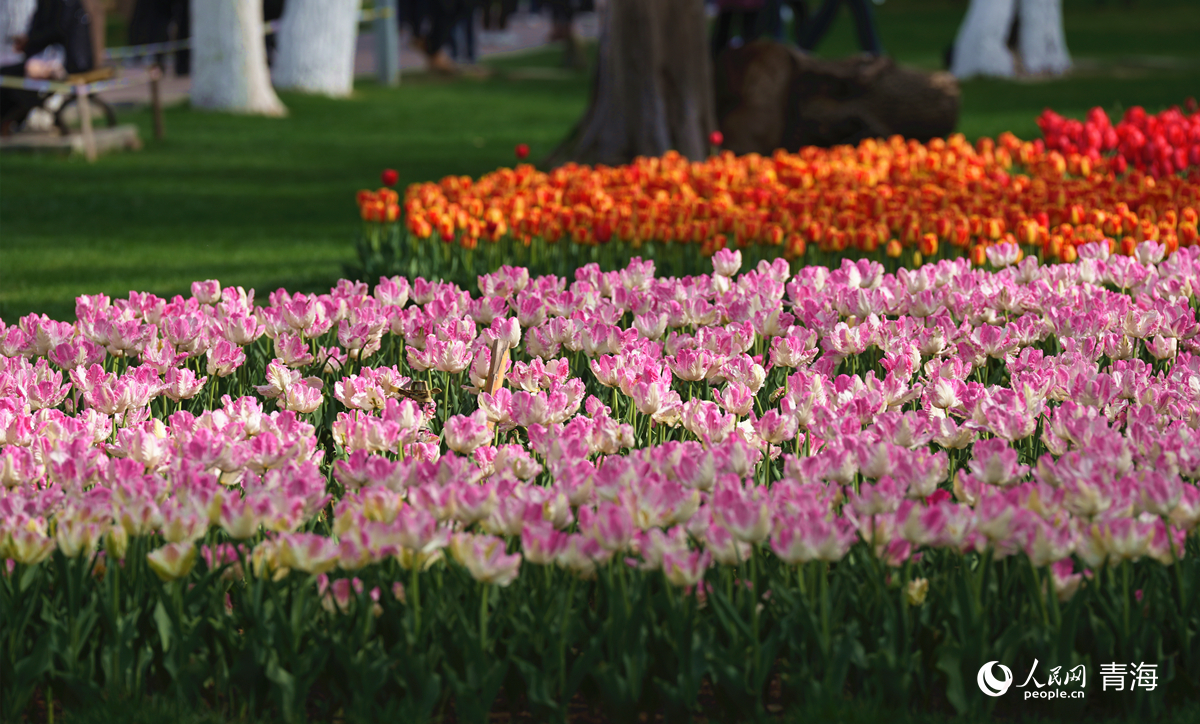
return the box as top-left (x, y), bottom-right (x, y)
top-left (978, 661), bottom-right (1014, 697)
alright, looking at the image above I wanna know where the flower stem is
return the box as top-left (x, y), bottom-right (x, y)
top-left (480, 584), bottom-right (490, 653)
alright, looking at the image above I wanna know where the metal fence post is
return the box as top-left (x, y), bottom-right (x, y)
top-left (376, 0), bottom-right (401, 86)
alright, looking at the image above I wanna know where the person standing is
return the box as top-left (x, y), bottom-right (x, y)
top-left (449, 0), bottom-right (479, 64)
top-left (1, 0), bottom-right (95, 132)
top-left (424, 0), bottom-right (467, 72)
top-left (712, 0), bottom-right (765, 57)
top-left (760, 0), bottom-right (809, 44)
top-left (798, 0), bottom-right (883, 56)
top-left (128, 0), bottom-right (189, 75)
top-left (543, 0), bottom-right (590, 69)
top-left (1, 0), bottom-right (37, 66)
top-left (263, 0), bottom-right (285, 65)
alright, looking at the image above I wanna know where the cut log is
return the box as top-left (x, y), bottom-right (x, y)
top-left (716, 42), bottom-right (960, 154)
top-left (546, 0), bottom-right (716, 167)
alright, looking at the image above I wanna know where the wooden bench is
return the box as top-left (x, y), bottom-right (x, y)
top-left (0, 1), bottom-right (166, 161)
top-left (0, 65), bottom-right (165, 161)
top-left (53, 67), bottom-right (119, 136)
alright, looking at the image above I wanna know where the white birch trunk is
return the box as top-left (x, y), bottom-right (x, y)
top-left (950, 0), bottom-right (1016, 79)
top-left (272, 0), bottom-right (360, 97)
top-left (191, 0), bottom-right (286, 116)
top-left (1018, 0), bottom-right (1071, 76)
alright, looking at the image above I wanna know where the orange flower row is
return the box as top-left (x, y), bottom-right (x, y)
top-left (357, 133), bottom-right (1200, 265)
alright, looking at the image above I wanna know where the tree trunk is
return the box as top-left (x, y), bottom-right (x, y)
top-left (1018, 0), bottom-right (1071, 76)
top-left (950, 0), bottom-right (1017, 79)
top-left (546, 0), bottom-right (717, 167)
top-left (951, 0), bottom-right (1071, 79)
top-left (272, 0), bottom-right (360, 97)
top-left (191, 0), bottom-right (286, 116)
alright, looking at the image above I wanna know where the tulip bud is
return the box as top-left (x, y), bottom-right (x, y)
top-left (905, 577), bottom-right (929, 606)
top-left (105, 524), bottom-right (129, 560)
top-left (146, 542), bottom-right (198, 582)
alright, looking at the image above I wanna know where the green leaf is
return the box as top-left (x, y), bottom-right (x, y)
top-left (153, 600), bottom-right (173, 653)
top-left (266, 654), bottom-right (300, 724)
top-left (12, 631), bottom-right (53, 681)
top-left (18, 562), bottom-right (40, 593)
top-left (936, 644), bottom-right (967, 715)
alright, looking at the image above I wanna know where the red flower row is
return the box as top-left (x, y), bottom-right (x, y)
top-left (1039, 103), bottom-right (1200, 178)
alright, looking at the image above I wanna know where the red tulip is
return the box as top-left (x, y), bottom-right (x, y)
top-left (515, 144), bottom-right (530, 160)
top-left (709, 131), bottom-right (724, 147)
top-left (381, 169), bottom-right (399, 187)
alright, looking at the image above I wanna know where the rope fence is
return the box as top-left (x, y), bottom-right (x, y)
top-left (103, 7), bottom-right (394, 64)
top-left (0, 72), bottom-right (150, 95)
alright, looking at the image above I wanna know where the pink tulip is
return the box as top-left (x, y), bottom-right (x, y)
top-left (985, 242), bottom-right (1021, 268)
top-left (445, 410), bottom-right (491, 454)
top-left (754, 409), bottom-right (798, 445)
top-left (375, 276), bottom-right (410, 306)
top-left (521, 520), bottom-right (570, 565)
top-left (682, 400), bottom-right (736, 444)
top-left (450, 532), bottom-right (522, 586)
top-left (579, 501), bottom-right (633, 551)
top-left (633, 526), bottom-right (690, 571)
top-left (663, 548), bottom-right (712, 588)
top-left (703, 522), bottom-right (751, 565)
top-left (510, 391), bottom-right (549, 428)
top-left (712, 481), bottom-right (771, 543)
top-left (205, 340), bottom-right (246, 378)
top-left (712, 248), bottom-right (742, 277)
top-left (160, 367), bottom-right (205, 402)
top-left (48, 338), bottom-right (104, 370)
top-left (968, 438), bottom-right (1028, 487)
top-left (771, 512), bottom-right (857, 564)
top-left (191, 279), bottom-right (222, 304)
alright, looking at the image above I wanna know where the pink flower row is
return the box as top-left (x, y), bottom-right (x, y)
top-left (2, 241), bottom-right (1200, 592)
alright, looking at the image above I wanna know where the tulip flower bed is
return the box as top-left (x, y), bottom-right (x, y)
top-left (356, 119), bottom-right (1200, 288)
top-left (5, 245), bottom-right (1200, 722)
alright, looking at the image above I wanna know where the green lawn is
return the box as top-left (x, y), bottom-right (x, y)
top-left (2, 0), bottom-right (1199, 322)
